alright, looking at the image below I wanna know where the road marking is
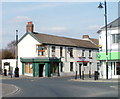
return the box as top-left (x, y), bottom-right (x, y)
top-left (110, 86), bottom-right (118, 89)
top-left (2, 84), bottom-right (21, 97)
top-left (30, 80), bottom-right (34, 82)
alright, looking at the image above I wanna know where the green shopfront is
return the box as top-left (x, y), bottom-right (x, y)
top-left (20, 57), bottom-right (61, 77)
top-left (96, 52), bottom-right (120, 79)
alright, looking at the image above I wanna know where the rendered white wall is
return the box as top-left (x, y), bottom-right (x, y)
top-left (99, 28), bottom-right (119, 52)
top-left (18, 33), bottom-right (98, 76)
top-left (98, 27), bottom-right (119, 79)
top-left (18, 33), bottom-right (41, 75)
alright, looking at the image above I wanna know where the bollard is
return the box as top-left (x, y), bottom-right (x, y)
top-left (14, 67), bottom-right (19, 77)
top-left (89, 71), bottom-right (91, 78)
top-left (94, 71), bottom-right (99, 80)
top-left (94, 71), bottom-right (96, 80)
top-left (4, 69), bottom-right (7, 76)
top-left (75, 71), bottom-right (77, 79)
top-left (10, 71), bottom-right (12, 78)
top-left (96, 71), bottom-right (99, 80)
top-left (82, 71), bottom-right (84, 80)
top-left (79, 71), bottom-right (81, 79)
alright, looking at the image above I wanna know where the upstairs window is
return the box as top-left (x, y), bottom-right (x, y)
top-left (36, 45), bottom-right (46, 56)
top-left (52, 46), bottom-right (55, 57)
top-left (112, 34), bottom-right (120, 43)
top-left (82, 50), bottom-right (85, 57)
top-left (68, 48), bottom-right (73, 57)
top-left (60, 47), bottom-right (63, 57)
top-left (89, 50), bottom-right (92, 58)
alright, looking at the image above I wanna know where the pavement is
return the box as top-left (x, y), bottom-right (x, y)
top-left (1, 83), bottom-right (20, 97)
top-left (70, 78), bottom-right (119, 82)
top-left (1, 74), bottom-right (119, 82)
top-left (0, 74), bottom-right (44, 80)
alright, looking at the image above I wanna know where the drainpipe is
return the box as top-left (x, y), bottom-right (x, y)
top-left (48, 45), bottom-right (50, 58)
top-left (65, 46), bottom-right (67, 62)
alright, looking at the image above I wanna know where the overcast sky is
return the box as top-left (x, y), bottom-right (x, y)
top-left (1, 1), bottom-right (119, 48)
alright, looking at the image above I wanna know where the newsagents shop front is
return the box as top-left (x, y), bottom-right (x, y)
top-left (20, 57), bottom-right (61, 77)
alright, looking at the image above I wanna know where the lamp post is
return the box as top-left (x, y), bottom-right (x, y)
top-left (16, 30), bottom-right (18, 68)
top-left (98, 0), bottom-right (108, 79)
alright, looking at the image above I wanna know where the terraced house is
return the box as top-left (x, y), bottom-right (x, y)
top-left (18, 22), bottom-right (99, 77)
top-left (97, 17), bottom-right (120, 79)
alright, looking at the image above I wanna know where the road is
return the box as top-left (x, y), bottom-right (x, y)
top-left (2, 76), bottom-right (119, 97)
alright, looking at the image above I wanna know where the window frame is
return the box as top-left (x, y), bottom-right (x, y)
top-left (112, 34), bottom-right (120, 44)
top-left (36, 45), bottom-right (47, 56)
top-left (52, 46), bottom-right (56, 57)
top-left (82, 50), bottom-right (85, 57)
top-left (68, 48), bottom-right (73, 58)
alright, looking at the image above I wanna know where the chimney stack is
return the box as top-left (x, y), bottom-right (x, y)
top-left (26, 21), bottom-right (34, 33)
top-left (82, 35), bottom-right (89, 40)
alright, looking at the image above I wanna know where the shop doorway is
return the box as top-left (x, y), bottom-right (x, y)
top-left (39, 64), bottom-right (44, 77)
top-left (116, 62), bottom-right (120, 75)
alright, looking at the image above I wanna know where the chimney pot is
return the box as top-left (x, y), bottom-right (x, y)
top-left (26, 21), bottom-right (34, 33)
top-left (83, 35), bottom-right (89, 39)
top-left (28, 21), bottom-right (32, 24)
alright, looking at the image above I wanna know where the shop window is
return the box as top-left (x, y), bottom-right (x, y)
top-left (70, 62), bottom-right (73, 72)
top-left (36, 45), bottom-right (47, 56)
top-left (24, 63), bottom-right (33, 74)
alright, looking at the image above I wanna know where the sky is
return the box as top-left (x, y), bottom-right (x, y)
top-left (1, 1), bottom-right (119, 48)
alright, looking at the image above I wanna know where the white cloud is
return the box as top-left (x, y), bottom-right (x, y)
top-left (40, 26), bottom-right (67, 33)
top-left (3, 3), bottom-right (76, 15)
top-left (9, 16), bottom-right (31, 23)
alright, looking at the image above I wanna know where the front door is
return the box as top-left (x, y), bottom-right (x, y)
top-left (39, 64), bottom-right (44, 77)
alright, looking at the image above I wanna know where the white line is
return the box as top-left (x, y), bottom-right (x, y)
top-left (2, 84), bottom-right (21, 97)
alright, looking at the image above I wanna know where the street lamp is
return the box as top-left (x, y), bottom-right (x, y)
top-left (16, 30), bottom-right (18, 68)
top-left (98, 0), bottom-right (108, 79)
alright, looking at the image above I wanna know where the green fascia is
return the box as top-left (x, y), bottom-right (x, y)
top-left (96, 52), bottom-right (120, 60)
top-left (20, 58), bottom-right (60, 63)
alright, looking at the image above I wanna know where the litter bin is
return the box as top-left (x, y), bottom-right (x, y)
top-left (4, 69), bottom-right (7, 76)
top-left (14, 67), bottom-right (19, 77)
top-left (94, 71), bottom-right (99, 80)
